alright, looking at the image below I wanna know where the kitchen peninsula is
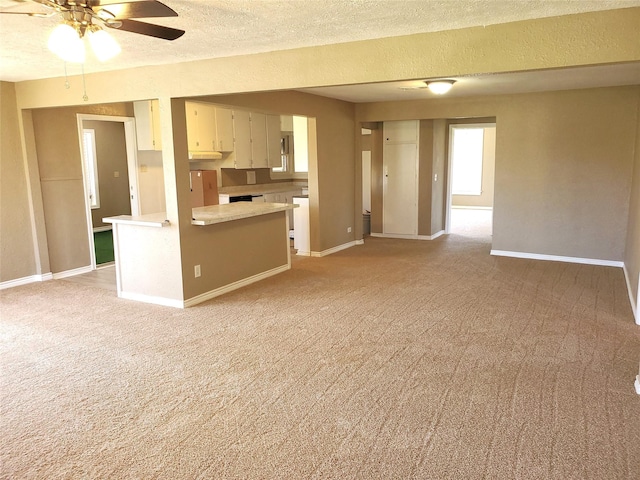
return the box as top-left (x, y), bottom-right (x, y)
top-left (104, 201), bottom-right (296, 308)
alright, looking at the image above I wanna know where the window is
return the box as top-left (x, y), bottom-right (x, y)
top-left (451, 127), bottom-right (483, 195)
top-left (272, 135), bottom-right (289, 173)
top-left (82, 129), bottom-right (100, 209)
top-left (292, 115), bottom-right (308, 173)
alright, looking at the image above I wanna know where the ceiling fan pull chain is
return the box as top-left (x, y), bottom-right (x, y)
top-left (81, 63), bottom-right (88, 102)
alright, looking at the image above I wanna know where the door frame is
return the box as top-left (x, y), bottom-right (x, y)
top-left (76, 114), bottom-right (139, 269)
top-left (445, 122), bottom-right (496, 234)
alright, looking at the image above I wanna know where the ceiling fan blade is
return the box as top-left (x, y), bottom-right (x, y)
top-left (92, 1), bottom-right (177, 20)
top-left (111, 18), bottom-right (184, 40)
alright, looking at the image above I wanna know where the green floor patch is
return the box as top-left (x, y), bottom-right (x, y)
top-left (94, 230), bottom-right (115, 264)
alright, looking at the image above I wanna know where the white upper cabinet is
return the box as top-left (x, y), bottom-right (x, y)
top-left (232, 110), bottom-right (252, 169)
top-left (214, 107), bottom-right (234, 153)
top-left (250, 112), bottom-right (268, 168)
top-left (186, 101), bottom-right (216, 152)
top-left (383, 120), bottom-right (419, 144)
top-left (133, 100), bottom-right (162, 151)
top-left (231, 110), bottom-right (284, 169)
top-left (266, 114), bottom-right (282, 168)
top-left (186, 102), bottom-right (235, 153)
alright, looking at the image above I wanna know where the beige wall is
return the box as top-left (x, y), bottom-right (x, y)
top-left (83, 120), bottom-right (131, 228)
top-left (183, 213), bottom-right (290, 300)
top-left (418, 120), bottom-right (434, 236)
top-left (357, 86), bottom-right (638, 262)
top-left (431, 119), bottom-right (447, 234)
top-left (370, 127), bottom-right (383, 234)
top-left (3, 9), bottom-right (640, 290)
top-left (625, 96), bottom-right (640, 321)
top-left (30, 103), bottom-right (133, 273)
top-left (0, 82), bottom-right (36, 282)
top-left (415, 120), bottom-right (447, 237)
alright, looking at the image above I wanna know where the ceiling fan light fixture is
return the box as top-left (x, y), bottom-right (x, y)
top-left (426, 80), bottom-right (456, 94)
top-left (88, 27), bottom-right (121, 62)
top-left (48, 23), bottom-right (85, 63)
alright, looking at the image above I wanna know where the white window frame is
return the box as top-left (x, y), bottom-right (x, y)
top-left (82, 128), bottom-right (100, 209)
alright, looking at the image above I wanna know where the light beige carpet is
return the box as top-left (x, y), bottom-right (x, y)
top-left (1, 229), bottom-right (639, 479)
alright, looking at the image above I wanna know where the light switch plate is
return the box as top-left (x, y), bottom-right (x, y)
top-left (247, 171), bottom-right (256, 185)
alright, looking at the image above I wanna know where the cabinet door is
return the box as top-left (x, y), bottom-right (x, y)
top-left (133, 100), bottom-right (161, 151)
top-left (214, 107), bottom-right (234, 152)
top-left (266, 114), bottom-right (282, 168)
top-left (197, 103), bottom-right (216, 151)
top-left (185, 102), bottom-right (199, 151)
top-left (250, 112), bottom-right (268, 168)
top-left (186, 102), bottom-right (216, 152)
top-left (233, 110), bottom-right (252, 169)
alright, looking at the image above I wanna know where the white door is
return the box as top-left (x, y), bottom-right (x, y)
top-left (383, 142), bottom-right (418, 235)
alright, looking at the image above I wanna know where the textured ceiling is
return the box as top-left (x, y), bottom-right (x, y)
top-left (1, 0), bottom-right (640, 84)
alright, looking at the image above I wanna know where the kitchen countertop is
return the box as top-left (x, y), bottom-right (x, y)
top-left (104, 202), bottom-right (297, 228)
top-left (103, 213), bottom-right (170, 228)
top-left (191, 202), bottom-right (297, 226)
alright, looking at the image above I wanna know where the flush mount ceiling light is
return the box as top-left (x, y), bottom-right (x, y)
top-left (426, 79), bottom-right (456, 94)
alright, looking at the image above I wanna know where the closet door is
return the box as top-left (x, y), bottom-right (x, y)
top-left (383, 142), bottom-right (418, 235)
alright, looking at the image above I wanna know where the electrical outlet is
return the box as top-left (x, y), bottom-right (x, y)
top-left (194, 265), bottom-right (201, 278)
top-left (347, 226), bottom-right (352, 233)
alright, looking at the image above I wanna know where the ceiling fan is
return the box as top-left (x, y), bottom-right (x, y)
top-left (1, 0), bottom-right (184, 62)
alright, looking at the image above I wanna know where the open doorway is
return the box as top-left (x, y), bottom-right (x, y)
top-left (446, 123), bottom-right (496, 239)
top-left (77, 114), bottom-right (140, 269)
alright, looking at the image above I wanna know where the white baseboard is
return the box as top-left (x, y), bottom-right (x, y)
top-left (0, 272), bottom-right (53, 290)
top-left (296, 250), bottom-right (311, 257)
top-left (356, 239), bottom-right (365, 245)
top-left (371, 231), bottom-right (445, 241)
top-left (93, 226), bottom-right (112, 233)
top-left (425, 230), bottom-right (445, 240)
top-left (490, 250), bottom-right (624, 268)
top-left (183, 263), bottom-right (290, 307)
top-left (52, 265), bottom-right (93, 279)
top-left (635, 377), bottom-right (640, 395)
top-left (311, 240), bottom-right (358, 257)
top-left (623, 265), bottom-right (639, 325)
top-left (119, 291), bottom-right (184, 309)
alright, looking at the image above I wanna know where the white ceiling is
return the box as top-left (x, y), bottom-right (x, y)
top-left (1, 0), bottom-right (639, 102)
